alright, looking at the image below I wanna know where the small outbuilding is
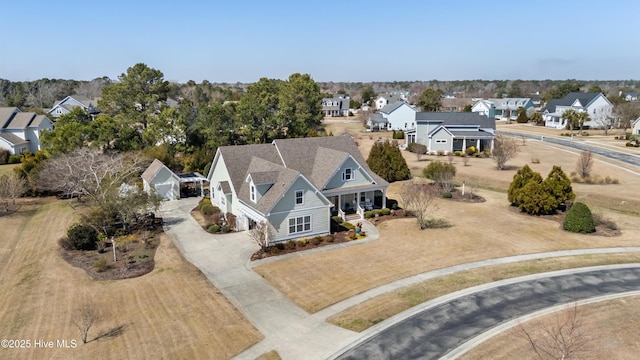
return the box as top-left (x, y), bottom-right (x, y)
top-left (141, 159), bottom-right (180, 201)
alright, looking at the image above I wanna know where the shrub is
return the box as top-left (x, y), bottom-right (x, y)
top-left (313, 236), bottom-right (323, 245)
top-left (454, 150), bottom-right (462, 156)
top-left (221, 225), bottom-right (231, 233)
top-left (200, 197), bottom-right (211, 206)
top-left (200, 203), bottom-right (214, 215)
top-left (442, 192), bottom-right (452, 198)
top-left (67, 223), bottom-right (98, 250)
top-left (207, 224), bottom-right (220, 233)
top-left (364, 211), bottom-right (374, 218)
top-left (423, 160), bottom-right (456, 192)
top-left (563, 202), bottom-right (596, 233)
top-left (436, 150), bottom-right (445, 156)
top-left (392, 130), bottom-right (405, 139)
top-left (8, 154), bottom-right (22, 164)
top-left (299, 237), bottom-right (308, 247)
top-left (466, 146), bottom-right (476, 155)
top-left (380, 208), bottom-right (391, 215)
top-left (592, 211), bottom-right (618, 231)
top-left (225, 212), bottom-right (236, 230)
top-left (342, 222), bottom-right (356, 230)
top-left (92, 258), bottom-right (108, 272)
top-left (331, 215), bottom-right (343, 224)
top-left (0, 149), bottom-right (10, 164)
top-left (286, 240), bottom-right (296, 249)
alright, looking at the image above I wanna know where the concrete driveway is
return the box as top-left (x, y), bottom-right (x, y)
top-left (160, 198), bottom-right (357, 360)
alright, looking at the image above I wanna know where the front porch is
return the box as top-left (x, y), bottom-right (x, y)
top-left (325, 187), bottom-right (387, 221)
top-left (450, 132), bottom-right (495, 153)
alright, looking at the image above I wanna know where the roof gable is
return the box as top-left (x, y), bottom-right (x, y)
top-left (141, 159), bottom-right (178, 183)
top-left (380, 101), bottom-right (414, 114)
top-left (0, 107), bottom-right (20, 128)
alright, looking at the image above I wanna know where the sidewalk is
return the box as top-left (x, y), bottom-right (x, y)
top-left (161, 199), bottom-right (640, 359)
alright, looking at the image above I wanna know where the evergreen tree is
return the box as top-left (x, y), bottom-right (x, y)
top-left (543, 166), bottom-right (575, 208)
top-left (508, 165), bottom-right (536, 206)
top-left (563, 202), bottom-right (596, 233)
top-left (367, 140), bottom-right (410, 182)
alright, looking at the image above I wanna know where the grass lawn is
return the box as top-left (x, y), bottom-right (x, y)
top-left (0, 197), bottom-right (261, 359)
top-left (328, 253), bottom-right (640, 331)
top-left (0, 163), bottom-right (18, 177)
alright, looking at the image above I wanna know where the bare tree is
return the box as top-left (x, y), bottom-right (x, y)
top-left (0, 174), bottom-right (27, 212)
top-left (591, 107), bottom-right (614, 135)
top-left (492, 135), bottom-right (520, 170)
top-left (413, 143), bottom-right (427, 161)
top-left (249, 221), bottom-right (275, 251)
top-left (37, 148), bottom-right (149, 206)
top-left (71, 297), bottom-right (102, 344)
top-left (614, 102), bottom-right (640, 131)
top-left (576, 150), bottom-right (593, 179)
top-left (400, 180), bottom-right (439, 229)
top-left (447, 152), bottom-right (454, 165)
top-left (517, 302), bottom-right (598, 360)
top-left (462, 153), bottom-right (470, 167)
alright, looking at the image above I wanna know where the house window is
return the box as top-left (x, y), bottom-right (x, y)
top-left (288, 215), bottom-right (311, 234)
top-left (342, 168), bottom-right (354, 181)
top-left (221, 195), bottom-right (226, 205)
top-left (435, 139), bottom-right (447, 144)
top-left (250, 185), bottom-right (256, 202)
top-left (295, 189), bottom-right (304, 205)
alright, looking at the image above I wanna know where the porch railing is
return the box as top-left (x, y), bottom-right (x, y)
top-left (357, 205), bottom-right (365, 219)
top-left (338, 208), bottom-right (346, 222)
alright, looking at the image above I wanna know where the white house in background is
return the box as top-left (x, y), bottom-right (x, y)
top-left (378, 101), bottom-right (418, 130)
top-left (406, 112), bottom-right (496, 154)
top-left (0, 107), bottom-right (53, 155)
top-left (48, 95), bottom-right (101, 119)
top-left (542, 92), bottom-right (613, 129)
top-left (374, 93), bottom-right (407, 110)
top-left (472, 98), bottom-right (533, 120)
top-left (632, 117), bottom-right (640, 135)
top-left (322, 94), bottom-right (351, 117)
top-left (207, 135), bottom-right (389, 244)
top-left (141, 159), bottom-right (181, 201)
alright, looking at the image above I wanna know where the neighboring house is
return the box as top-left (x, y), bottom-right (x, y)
top-left (472, 98), bottom-right (533, 120)
top-left (322, 94), bottom-right (350, 117)
top-left (141, 159), bottom-right (181, 201)
top-left (374, 93), bottom-right (407, 110)
top-left (632, 117), bottom-right (640, 135)
top-left (0, 107), bottom-right (53, 154)
top-left (378, 101), bottom-right (418, 130)
top-left (367, 113), bottom-right (389, 131)
top-left (406, 112), bottom-right (496, 154)
top-left (620, 91), bottom-right (639, 102)
top-left (206, 135), bottom-right (389, 244)
top-left (542, 92), bottom-right (613, 129)
top-left (48, 95), bottom-right (101, 119)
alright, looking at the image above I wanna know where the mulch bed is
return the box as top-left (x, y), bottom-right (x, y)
top-left (59, 234), bottom-right (161, 281)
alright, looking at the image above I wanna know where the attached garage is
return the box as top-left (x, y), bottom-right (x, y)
top-left (141, 159), bottom-right (180, 201)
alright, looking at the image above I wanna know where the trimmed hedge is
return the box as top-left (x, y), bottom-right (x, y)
top-left (563, 202), bottom-right (596, 233)
top-left (207, 224), bottom-right (221, 233)
top-left (331, 215), bottom-right (344, 224)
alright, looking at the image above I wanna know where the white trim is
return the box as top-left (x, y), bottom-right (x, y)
top-left (287, 214), bottom-right (312, 235)
top-left (342, 167), bottom-right (354, 181)
top-left (250, 183), bottom-right (256, 203)
top-left (268, 204), bottom-right (329, 216)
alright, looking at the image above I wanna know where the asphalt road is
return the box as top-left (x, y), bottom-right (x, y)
top-left (336, 266), bottom-right (640, 360)
top-left (497, 130), bottom-right (640, 168)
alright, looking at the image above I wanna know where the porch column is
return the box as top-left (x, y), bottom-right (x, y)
top-left (490, 137), bottom-right (495, 152)
top-left (462, 138), bottom-right (466, 152)
top-left (200, 179), bottom-right (204, 197)
top-left (477, 138), bottom-right (481, 152)
top-left (338, 194), bottom-right (342, 210)
top-left (382, 188), bottom-right (387, 209)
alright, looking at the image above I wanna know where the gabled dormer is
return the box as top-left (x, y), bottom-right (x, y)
top-left (323, 155), bottom-right (376, 190)
top-left (245, 171), bottom-right (278, 203)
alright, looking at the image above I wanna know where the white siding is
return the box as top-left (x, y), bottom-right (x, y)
top-left (383, 104), bottom-right (417, 130)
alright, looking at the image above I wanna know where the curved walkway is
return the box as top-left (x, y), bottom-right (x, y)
top-left (161, 198), bottom-right (640, 359)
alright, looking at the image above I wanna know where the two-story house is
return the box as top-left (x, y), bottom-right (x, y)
top-left (0, 107), bottom-right (53, 155)
top-left (370, 101), bottom-right (418, 131)
top-left (374, 93), bottom-right (407, 110)
top-left (207, 135), bottom-right (389, 244)
top-left (471, 98), bottom-right (534, 120)
top-left (322, 94), bottom-right (350, 117)
top-left (542, 92), bottom-right (613, 129)
top-left (48, 95), bottom-right (101, 119)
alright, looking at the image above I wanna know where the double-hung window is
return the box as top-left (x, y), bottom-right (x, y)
top-left (295, 190), bottom-right (304, 205)
top-left (343, 168), bottom-right (354, 181)
top-left (288, 216), bottom-right (311, 234)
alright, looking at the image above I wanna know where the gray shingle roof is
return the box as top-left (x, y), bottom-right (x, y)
top-left (219, 181), bottom-right (231, 194)
top-left (380, 101), bottom-right (411, 114)
top-left (215, 134), bottom-right (389, 216)
top-left (0, 133), bottom-right (29, 146)
top-left (369, 113), bottom-right (388, 124)
top-left (141, 159), bottom-right (168, 183)
top-left (416, 112), bottom-right (496, 129)
top-left (5, 112), bottom-right (36, 129)
top-left (0, 107), bottom-right (20, 128)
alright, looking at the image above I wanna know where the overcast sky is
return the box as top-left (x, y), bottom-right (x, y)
top-left (2, 0), bottom-right (638, 83)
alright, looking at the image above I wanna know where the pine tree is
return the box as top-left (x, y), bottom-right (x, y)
top-left (508, 165), bottom-right (536, 206)
top-left (367, 140), bottom-right (410, 182)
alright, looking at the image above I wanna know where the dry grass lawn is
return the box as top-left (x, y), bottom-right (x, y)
top-left (460, 295), bottom-right (640, 360)
top-left (328, 253), bottom-right (640, 332)
top-left (0, 198), bottom-right (261, 359)
top-left (0, 163), bottom-right (18, 177)
top-left (253, 120), bottom-right (640, 314)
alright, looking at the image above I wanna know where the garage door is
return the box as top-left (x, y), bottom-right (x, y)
top-left (154, 183), bottom-right (176, 201)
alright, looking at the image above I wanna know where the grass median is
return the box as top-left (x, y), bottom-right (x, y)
top-left (328, 253), bottom-right (640, 332)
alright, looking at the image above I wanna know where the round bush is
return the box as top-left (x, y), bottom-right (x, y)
top-left (67, 223), bottom-right (98, 250)
top-left (200, 203), bottom-right (220, 215)
top-left (221, 225), bottom-right (231, 233)
top-left (442, 192), bottom-right (452, 198)
top-left (207, 224), bottom-right (220, 233)
top-left (563, 202), bottom-right (596, 233)
top-left (380, 208), bottom-right (391, 216)
top-left (200, 197), bottom-right (211, 205)
top-left (364, 211), bottom-right (374, 218)
top-left (331, 215), bottom-right (344, 224)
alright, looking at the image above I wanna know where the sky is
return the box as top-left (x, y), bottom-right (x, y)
top-left (1, 0), bottom-right (639, 83)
